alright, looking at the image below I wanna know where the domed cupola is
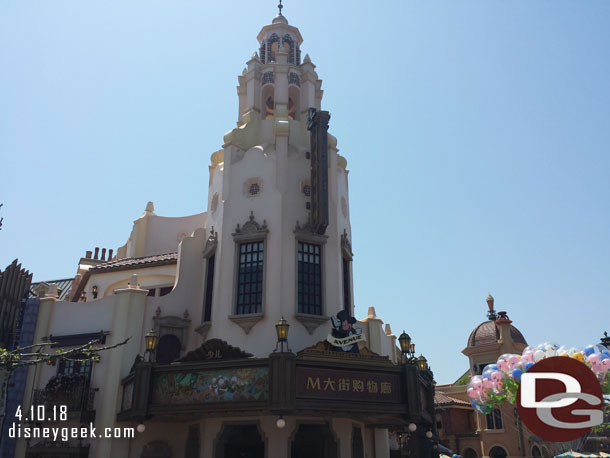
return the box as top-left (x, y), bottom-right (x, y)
top-left (465, 294), bottom-right (527, 350)
top-left (257, 7), bottom-right (303, 65)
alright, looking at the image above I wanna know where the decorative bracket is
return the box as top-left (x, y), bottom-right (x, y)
top-left (228, 313), bottom-right (264, 334)
top-left (295, 313), bottom-right (330, 335)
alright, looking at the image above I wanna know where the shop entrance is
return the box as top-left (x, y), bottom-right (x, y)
top-left (215, 424), bottom-right (265, 458)
top-left (291, 424), bottom-right (338, 458)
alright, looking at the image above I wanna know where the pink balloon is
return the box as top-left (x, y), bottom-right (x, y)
top-left (521, 352), bottom-right (534, 363)
top-left (482, 378), bottom-right (493, 390)
top-left (467, 388), bottom-right (478, 399)
top-left (587, 354), bottom-right (600, 365)
top-left (497, 360), bottom-right (509, 371)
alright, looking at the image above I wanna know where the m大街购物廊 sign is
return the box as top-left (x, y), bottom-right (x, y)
top-left (295, 366), bottom-right (401, 403)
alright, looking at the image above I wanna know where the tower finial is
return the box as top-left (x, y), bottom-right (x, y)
top-left (278, 0), bottom-right (283, 16)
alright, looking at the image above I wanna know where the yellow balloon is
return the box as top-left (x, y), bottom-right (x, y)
top-left (572, 353), bottom-right (584, 362)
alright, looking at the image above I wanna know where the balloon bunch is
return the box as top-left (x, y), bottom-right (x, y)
top-left (466, 342), bottom-right (610, 414)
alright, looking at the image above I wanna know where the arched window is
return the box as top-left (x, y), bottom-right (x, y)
top-left (283, 34), bottom-right (295, 64)
top-left (288, 86), bottom-right (300, 120)
top-left (532, 446), bottom-right (541, 457)
top-left (463, 448), bottom-right (477, 458)
top-left (267, 33), bottom-right (280, 62)
top-left (489, 446), bottom-right (507, 458)
top-left (156, 334), bottom-right (181, 364)
top-left (215, 424), bottom-right (264, 458)
top-left (288, 97), bottom-right (296, 120)
top-left (265, 96), bottom-right (275, 119)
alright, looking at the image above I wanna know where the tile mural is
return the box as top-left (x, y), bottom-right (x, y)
top-left (152, 367), bottom-right (268, 404)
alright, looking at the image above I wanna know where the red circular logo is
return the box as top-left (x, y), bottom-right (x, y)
top-left (517, 356), bottom-right (603, 442)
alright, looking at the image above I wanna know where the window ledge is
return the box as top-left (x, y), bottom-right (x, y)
top-left (228, 313), bottom-right (264, 334)
top-left (295, 313), bottom-right (329, 335)
top-left (482, 429), bottom-right (505, 433)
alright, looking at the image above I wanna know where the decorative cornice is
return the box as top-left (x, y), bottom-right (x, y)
top-left (294, 221), bottom-right (329, 244)
top-left (297, 339), bottom-right (392, 366)
top-left (177, 338), bottom-right (253, 362)
top-left (233, 211), bottom-right (268, 242)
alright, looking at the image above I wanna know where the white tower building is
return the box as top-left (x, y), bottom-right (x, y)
top-left (201, 12), bottom-right (354, 355)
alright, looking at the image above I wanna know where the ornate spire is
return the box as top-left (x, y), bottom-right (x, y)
top-left (278, 0), bottom-right (283, 16)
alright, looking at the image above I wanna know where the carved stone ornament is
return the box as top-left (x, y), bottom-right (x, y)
top-left (294, 220), bottom-right (328, 244)
top-left (177, 338), bottom-right (253, 362)
top-left (233, 211), bottom-right (268, 242)
top-left (202, 226), bottom-right (218, 258)
top-left (341, 229), bottom-right (353, 261)
top-left (153, 309), bottom-right (191, 351)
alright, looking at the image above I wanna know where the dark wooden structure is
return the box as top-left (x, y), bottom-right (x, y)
top-left (307, 108), bottom-right (330, 235)
top-left (118, 339), bottom-right (437, 457)
top-left (0, 259), bottom-right (33, 350)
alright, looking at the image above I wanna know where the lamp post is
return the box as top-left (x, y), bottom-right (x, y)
top-left (274, 317), bottom-right (290, 352)
top-left (416, 354), bottom-right (428, 371)
top-left (398, 331), bottom-right (416, 363)
top-left (144, 329), bottom-right (158, 362)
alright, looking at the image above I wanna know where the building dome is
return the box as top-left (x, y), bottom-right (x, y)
top-left (272, 14), bottom-right (288, 24)
top-left (467, 320), bottom-right (527, 348)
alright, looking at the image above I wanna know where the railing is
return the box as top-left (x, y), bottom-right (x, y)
top-left (32, 386), bottom-right (96, 414)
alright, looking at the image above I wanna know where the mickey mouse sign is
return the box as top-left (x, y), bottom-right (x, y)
top-left (327, 310), bottom-right (366, 353)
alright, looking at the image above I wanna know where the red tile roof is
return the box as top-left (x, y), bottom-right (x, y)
top-left (434, 391), bottom-right (471, 407)
top-left (89, 252), bottom-right (177, 273)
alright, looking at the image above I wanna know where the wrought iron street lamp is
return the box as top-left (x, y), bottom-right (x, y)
top-left (275, 317), bottom-right (291, 352)
top-left (144, 329), bottom-right (158, 362)
top-left (399, 331), bottom-right (416, 363)
top-left (416, 354), bottom-right (428, 371)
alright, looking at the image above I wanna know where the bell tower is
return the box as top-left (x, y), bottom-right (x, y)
top-left (199, 9), bottom-right (353, 356)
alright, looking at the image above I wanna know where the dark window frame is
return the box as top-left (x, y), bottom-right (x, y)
top-left (235, 241), bottom-right (265, 315)
top-left (486, 408), bottom-right (503, 430)
top-left (297, 241), bottom-right (323, 315)
top-left (203, 253), bottom-right (215, 322)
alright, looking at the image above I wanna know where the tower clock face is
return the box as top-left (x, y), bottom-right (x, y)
top-left (307, 108), bottom-right (330, 235)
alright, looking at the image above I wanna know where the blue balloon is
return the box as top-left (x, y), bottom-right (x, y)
top-left (512, 368), bottom-right (523, 380)
top-left (482, 372), bottom-right (492, 379)
top-left (524, 362), bottom-right (534, 371)
top-left (584, 346), bottom-right (595, 356)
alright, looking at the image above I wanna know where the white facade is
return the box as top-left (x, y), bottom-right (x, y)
top-left (19, 12), bottom-right (407, 458)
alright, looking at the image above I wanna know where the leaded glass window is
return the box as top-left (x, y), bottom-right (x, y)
top-left (297, 242), bottom-right (322, 315)
top-left (236, 241), bottom-right (264, 314)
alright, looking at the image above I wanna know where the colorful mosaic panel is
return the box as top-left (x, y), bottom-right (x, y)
top-left (152, 367), bottom-right (269, 405)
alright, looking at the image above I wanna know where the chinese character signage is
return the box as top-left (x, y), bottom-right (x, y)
top-left (296, 367), bottom-right (400, 403)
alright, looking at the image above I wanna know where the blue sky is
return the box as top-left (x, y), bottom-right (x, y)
top-left (1, 1), bottom-right (608, 384)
